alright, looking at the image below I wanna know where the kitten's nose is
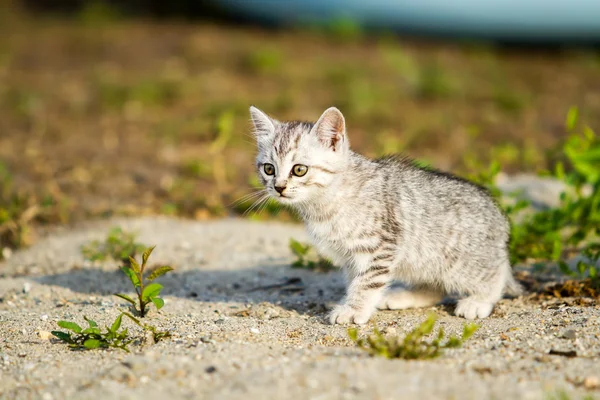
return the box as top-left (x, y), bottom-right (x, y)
top-left (274, 185), bottom-right (286, 195)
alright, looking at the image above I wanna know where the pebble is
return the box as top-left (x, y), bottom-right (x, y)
top-left (250, 328), bottom-right (260, 334)
top-left (38, 330), bottom-right (52, 340)
top-left (561, 329), bottom-right (576, 340)
top-left (40, 314), bottom-right (49, 321)
top-left (1, 247), bottom-right (12, 260)
top-left (205, 366), bottom-right (217, 374)
top-left (583, 376), bottom-right (599, 389)
top-left (23, 282), bottom-right (31, 294)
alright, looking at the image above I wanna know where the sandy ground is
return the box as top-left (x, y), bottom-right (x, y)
top-left (1, 216), bottom-right (599, 400)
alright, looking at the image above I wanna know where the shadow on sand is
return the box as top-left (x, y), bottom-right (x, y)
top-left (34, 263), bottom-right (346, 316)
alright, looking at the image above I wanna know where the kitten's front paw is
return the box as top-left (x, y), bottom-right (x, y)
top-left (455, 298), bottom-right (494, 320)
top-left (328, 304), bottom-right (372, 325)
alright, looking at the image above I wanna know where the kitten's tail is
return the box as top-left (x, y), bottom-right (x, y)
top-left (504, 273), bottom-right (524, 297)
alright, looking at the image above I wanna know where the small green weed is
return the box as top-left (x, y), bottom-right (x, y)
top-left (0, 162), bottom-right (39, 257)
top-left (508, 108), bottom-right (599, 284)
top-left (243, 48), bottom-right (283, 75)
top-left (115, 246), bottom-right (174, 318)
top-left (51, 312), bottom-right (171, 352)
top-left (51, 313), bottom-right (137, 351)
top-left (348, 314), bottom-right (478, 360)
top-left (81, 227), bottom-right (146, 265)
top-left (465, 107), bottom-right (600, 294)
top-left (415, 62), bottom-right (456, 99)
top-left (545, 390), bottom-right (597, 400)
top-left (289, 238), bottom-right (335, 272)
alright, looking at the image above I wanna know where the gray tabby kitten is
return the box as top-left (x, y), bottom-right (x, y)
top-left (249, 106), bottom-right (522, 324)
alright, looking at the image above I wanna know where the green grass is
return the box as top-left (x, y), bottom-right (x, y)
top-left (115, 246), bottom-right (174, 318)
top-left (81, 226), bottom-right (146, 265)
top-left (289, 239), bottom-right (336, 272)
top-left (470, 107), bottom-right (600, 290)
top-left (348, 314), bottom-right (478, 359)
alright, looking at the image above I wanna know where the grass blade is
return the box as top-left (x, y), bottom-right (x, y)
top-left (81, 327), bottom-right (101, 335)
top-left (128, 256), bottom-right (141, 273)
top-left (111, 313), bottom-right (123, 333)
top-left (122, 312), bottom-right (141, 326)
top-left (83, 316), bottom-right (98, 328)
top-left (120, 266), bottom-right (140, 287)
top-left (114, 293), bottom-right (136, 305)
top-left (142, 283), bottom-right (163, 301)
top-left (83, 339), bottom-right (102, 349)
top-left (57, 321), bottom-right (83, 333)
top-left (150, 296), bottom-right (164, 310)
top-left (142, 246), bottom-right (156, 267)
top-left (146, 266), bottom-right (174, 282)
top-left (51, 331), bottom-right (72, 343)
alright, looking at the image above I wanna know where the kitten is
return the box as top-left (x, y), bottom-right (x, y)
top-left (249, 106), bottom-right (522, 324)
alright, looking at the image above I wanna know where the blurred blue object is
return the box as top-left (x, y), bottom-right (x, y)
top-left (215, 0), bottom-right (600, 41)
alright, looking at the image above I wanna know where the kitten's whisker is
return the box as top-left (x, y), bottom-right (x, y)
top-left (230, 190), bottom-right (266, 207)
top-left (243, 194), bottom-right (270, 217)
top-left (256, 196), bottom-right (274, 216)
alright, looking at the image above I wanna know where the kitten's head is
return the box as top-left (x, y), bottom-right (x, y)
top-left (249, 106), bottom-right (349, 205)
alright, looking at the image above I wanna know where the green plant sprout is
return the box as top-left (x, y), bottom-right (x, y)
top-left (289, 238), bottom-right (336, 272)
top-left (464, 107), bottom-right (599, 293)
top-left (51, 313), bottom-right (137, 352)
top-left (348, 314), bottom-right (479, 360)
top-left (51, 312), bottom-right (170, 352)
top-left (81, 226), bottom-right (146, 265)
top-left (114, 246), bottom-right (174, 318)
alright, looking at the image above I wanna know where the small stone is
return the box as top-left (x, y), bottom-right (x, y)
top-left (22, 282), bottom-right (31, 294)
top-left (40, 314), bottom-right (49, 321)
top-left (24, 363), bottom-right (36, 372)
top-left (250, 328), bottom-right (259, 334)
top-left (381, 327), bottom-right (397, 336)
top-left (205, 366), bottom-right (217, 374)
top-left (583, 376), bottom-right (599, 389)
top-left (199, 336), bottom-right (214, 344)
top-left (214, 318), bottom-right (225, 325)
top-left (38, 331), bottom-right (52, 340)
top-left (18, 352), bottom-right (26, 358)
top-left (561, 329), bottom-right (576, 340)
top-left (140, 376), bottom-right (150, 384)
top-left (2, 247), bottom-right (12, 259)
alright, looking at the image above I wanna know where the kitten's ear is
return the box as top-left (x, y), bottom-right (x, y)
top-left (313, 107), bottom-right (347, 151)
top-left (249, 106), bottom-right (276, 144)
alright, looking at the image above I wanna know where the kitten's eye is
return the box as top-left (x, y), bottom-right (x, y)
top-left (263, 163), bottom-right (275, 175)
top-left (292, 164), bottom-right (308, 177)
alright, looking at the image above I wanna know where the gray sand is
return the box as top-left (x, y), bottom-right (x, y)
top-left (1, 216), bottom-right (599, 400)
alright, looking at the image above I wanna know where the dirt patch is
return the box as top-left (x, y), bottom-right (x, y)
top-left (1, 217), bottom-right (599, 399)
top-left (2, 10), bottom-right (600, 229)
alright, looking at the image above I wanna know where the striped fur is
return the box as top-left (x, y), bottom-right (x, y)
top-left (249, 106), bottom-right (522, 324)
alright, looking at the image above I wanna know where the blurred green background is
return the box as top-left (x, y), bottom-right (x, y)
top-left (1, 0), bottom-right (600, 251)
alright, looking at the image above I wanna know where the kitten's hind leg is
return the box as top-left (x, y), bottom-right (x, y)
top-left (377, 288), bottom-right (443, 310)
top-left (454, 261), bottom-right (507, 320)
top-left (454, 297), bottom-right (494, 320)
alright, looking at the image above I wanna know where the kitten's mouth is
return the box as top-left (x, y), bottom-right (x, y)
top-left (274, 193), bottom-right (293, 201)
